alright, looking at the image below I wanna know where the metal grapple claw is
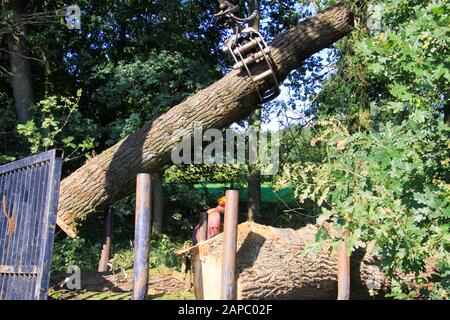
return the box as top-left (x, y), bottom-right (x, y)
top-left (225, 27), bottom-right (280, 103)
top-left (215, 2), bottom-right (280, 103)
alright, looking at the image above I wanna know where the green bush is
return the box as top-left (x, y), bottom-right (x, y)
top-left (51, 233), bottom-right (184, 273)
top-left (150, 234), bottom-right (183, 270)
top-left (16, 90), bottom-right (97, 163)
top-left (279, 0), bottom-right (450, 299)
top-left (52, 237), bottom-right (100, 272)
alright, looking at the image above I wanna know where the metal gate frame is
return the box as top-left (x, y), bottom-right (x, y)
top-left (0, 149), bottom-right (63, 300)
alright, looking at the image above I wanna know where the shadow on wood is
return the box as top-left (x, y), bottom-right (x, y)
top-left (185, 222), bottom-right (388, 300)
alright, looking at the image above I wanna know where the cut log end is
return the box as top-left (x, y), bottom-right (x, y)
top-left (189, 222), bottom-right (389, 300)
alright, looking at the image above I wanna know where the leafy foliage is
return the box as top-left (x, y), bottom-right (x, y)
top-left (287, 117), bottom-right (449, 298)
top-left (91, 51), bottom-right (218, 145)
top-left (17, 90), bottom-right (97, 163)
top-left (279, 0), bottom-right (450, 299)
top-left (52, 233), bottom-right (184, 273)
top-left (52, 236), bottom-right (100, 272)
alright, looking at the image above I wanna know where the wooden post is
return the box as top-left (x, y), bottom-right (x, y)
top-left (220, 190), bottom-right (239, 300)
top-left (337, 232), bottom-right (350, 300)
top-left (132, 173), bottom-right (152, 300)
top-left (98, 207), bottom-right (114, 272)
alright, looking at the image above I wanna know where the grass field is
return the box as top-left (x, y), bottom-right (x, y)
top-left (194, 183), bottom-right (296, 205)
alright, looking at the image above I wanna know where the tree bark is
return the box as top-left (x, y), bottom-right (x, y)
top-left (247, 0), bottom-right (261, 222)
top-left (190, 222), bottom-right (388, 300)
top-left (56, 4), bottom-right (354, 237)
top-left (247, 172), bottom-right (261, 221)
top-left (445, 102), bottom-right (450, 127)
top-left (151, 171), bottom-right (164, 235)
top-left (98, 207), bottom-right (114, 272)
top-left (444, 89), bottom-right (450, 127)
top-left (5, 0), bottom-right (34, 122)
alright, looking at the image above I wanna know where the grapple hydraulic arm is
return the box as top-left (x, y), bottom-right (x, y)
top-left (214, 1), bottom-right (280, 103)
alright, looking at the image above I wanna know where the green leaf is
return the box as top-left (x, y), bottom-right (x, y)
top-left (315, 225), bottom-right (330, 243)
top-left (389, 83), bottom-right (412, 101)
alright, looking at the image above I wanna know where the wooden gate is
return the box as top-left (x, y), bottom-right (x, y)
top-left (0, 149), bottom-right (63, 300)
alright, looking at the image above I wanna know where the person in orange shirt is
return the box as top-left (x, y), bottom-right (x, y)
top-left (192, 196), bottom-right (226, 245)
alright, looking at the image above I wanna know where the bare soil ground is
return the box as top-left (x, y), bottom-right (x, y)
top-left (49, 268), bottom-right (195, 300)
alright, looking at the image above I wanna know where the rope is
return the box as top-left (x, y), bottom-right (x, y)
top-left (2, 194), bottom-right (16, 236)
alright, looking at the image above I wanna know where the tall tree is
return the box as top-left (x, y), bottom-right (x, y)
top-left (152, 171), bottom-right (164, 235)
top-left (444, 89), bottom-right (450, 126)
top-left (3, 0), bottom-right (33, 122)
top-left (247, 0), bottom-right (261, 222)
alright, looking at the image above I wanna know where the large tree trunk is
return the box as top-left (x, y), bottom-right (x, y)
top-left (151, 171), bottom-right (164, 235)
top-left (247, 171), bottom-right (261, 221)
top-left (444, 89), bottom-right (450, 127)
top-left (5, 0), bottom-right (34, 122)
top-left (246, 0), bottom-right (262, 222)
top-left (56, 4), bottom-right (354, 237)
top-left (189, 222), bottom-right (388, 300)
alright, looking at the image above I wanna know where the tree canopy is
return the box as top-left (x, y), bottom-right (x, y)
top-left (0, 0), bottom-right (448, 299)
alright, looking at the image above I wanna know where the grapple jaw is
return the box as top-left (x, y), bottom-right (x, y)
top-left (215, 1), bottom-right (280, 103)
top-left (224, 27), bottom-right (280, 103)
